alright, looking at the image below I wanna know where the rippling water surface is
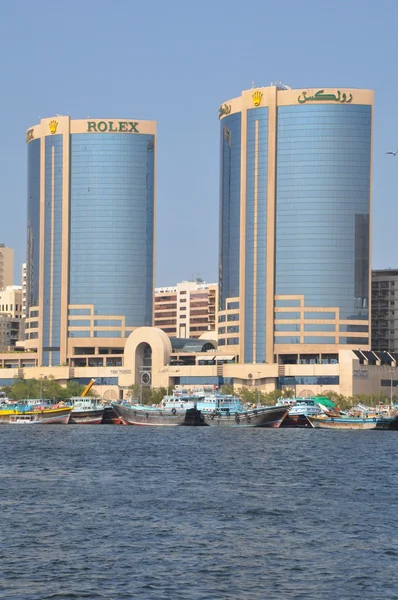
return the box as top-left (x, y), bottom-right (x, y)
top-left (1, 426), bottom-right (398, 600)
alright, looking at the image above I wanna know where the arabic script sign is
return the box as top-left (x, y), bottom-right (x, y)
top-left (298, 90), bottom-right (353, 104)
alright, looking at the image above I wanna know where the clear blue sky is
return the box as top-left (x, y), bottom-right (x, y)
top-left (0, 0), bottom-right (396, 286)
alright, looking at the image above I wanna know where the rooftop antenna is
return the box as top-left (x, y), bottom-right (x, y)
top-left (271, 81), bottom-right (291, 90)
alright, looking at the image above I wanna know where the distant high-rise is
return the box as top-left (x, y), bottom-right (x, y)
top-left (25, 116), bottom-right (156, 366)
top-left (0, 244), bottom-right (14, 290)
top-left (218, 85), bottom-right (373, 364)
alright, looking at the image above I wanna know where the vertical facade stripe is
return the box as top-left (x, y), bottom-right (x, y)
top-left (252, 120), bottom-right (259, 359)
top-left (60, 120), bottom-right (70, 365)
top-left (49, 146), bottom-right (55, 359)
top-left (38, 131), bottom-right (45, 363)
top-left (266, 88), bottom-right (277, 363)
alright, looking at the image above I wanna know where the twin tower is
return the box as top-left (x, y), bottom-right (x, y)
top-left (26, 85), bottom-right (373, 367)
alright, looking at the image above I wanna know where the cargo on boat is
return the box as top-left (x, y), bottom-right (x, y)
top-left (0, 401), bottom-right (72, 424)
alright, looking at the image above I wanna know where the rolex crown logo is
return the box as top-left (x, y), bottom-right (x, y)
top-left (49, 120), bottom-right (58, 134)
top-left (252, 89), bottom-right (263, 107)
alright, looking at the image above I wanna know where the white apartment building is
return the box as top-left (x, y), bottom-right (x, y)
top-left (0, 285), bottom-right (23, 351)
top-left (22, 263), bottom-right (27, 318)
top-left (154, 280), bottom-right (218, 339)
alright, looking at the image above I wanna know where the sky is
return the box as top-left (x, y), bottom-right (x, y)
top-left (0, 0), bottom-right (396, 286)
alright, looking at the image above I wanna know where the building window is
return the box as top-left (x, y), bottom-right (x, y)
top-left (275, 336), bottom-right (300, 344)
top-left (303, 336), bottom-right (336, 344)
top-left (227, 301), bottom-right (240, 310)
top-left (304, 312), bottom-right (335, 320)
top-left (275, 299), bottom-right (301, 307)
top-left (275, 312), bottom-right (300, 320)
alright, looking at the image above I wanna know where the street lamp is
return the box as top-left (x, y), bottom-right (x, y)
top-left (257, 371), bottom-right (261, 406)
top-left (390, 367), bottom-right (394, 406)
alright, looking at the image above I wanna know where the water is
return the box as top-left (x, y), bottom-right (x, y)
top-left (1, 427), bottom-right (398, 600)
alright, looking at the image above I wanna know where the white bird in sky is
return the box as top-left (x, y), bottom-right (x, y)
top-left (386, 150), bottom-right (398, 156)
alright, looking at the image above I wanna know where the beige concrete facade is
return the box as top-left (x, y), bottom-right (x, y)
top-left (0, 327), bottom-right (396, 401)
top-left (25, 116), bottom-right (156, 367)
top-left (154, 281), bottom-right (218, 338)
top-left (0, 286), bottom-right (23, 319)
top-left (218, 85), bottom-right (374, 364)
top-left (0, 244), bottom-right (14, 290)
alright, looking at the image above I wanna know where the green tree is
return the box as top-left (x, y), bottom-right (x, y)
top-left (149, 387), bottom-right (168, 405)
top-left (220, 384), bottom-right (234, 395)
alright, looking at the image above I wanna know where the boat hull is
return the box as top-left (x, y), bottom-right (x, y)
top-left (69, 408), bottom-right (105, 424)
top-left (112, 403), bottom-right (206, 426)
top-left (280, 414), bottom-right (312, 428)
top-left (308, 416), bottom-right (394, 430)
top-left (202, 406), bottom-right (288, 428)
top-left (102, 405), bottom-right (123, 425)
top-left (0, 407), bottom-right (72, 424)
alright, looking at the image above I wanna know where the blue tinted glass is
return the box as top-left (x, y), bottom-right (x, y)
top-left (275, 324), bottom-right (300, 331)
top-left (304, 324), bottom-right (335, 332)
top-left (69, 308), bottom-right (91, 315)
top-left (180, 377), bottom-right (219, 384)
top-left (275, 312), bottom-right (300, 319)
top-left (304, 312), bottom-right (335, 320)
top-left (42, 135), bottom-right (63, 366)
top-left (69, 133), bottom-right (155, 333)
top-left (93, 331), bottom-right (121, 338)
top-left (275, 336), bottom-right (300, 344)
top-left (219, 113), bottom-right (241, 309)
top-left (304, 336), bottom-right (335, 344)
top-left (339, 337), bottom-right (369, 344)
top-left (280, 376), bottom-right (339, 385)
top-left (227, 301), bottom-right (240, 310)
top-left (227, 314), bottom-right (239, 321)
top-left (244, 108), bottom-right (268, 363)
top-left (339, 324), bottom-right (368, 332)
top-left (275, 104), bottom-right (371, 345)
top-left (275, 299), bottom-right (301, 307)
top-left (69, 331), bottom-right (90, 338)
top-left (69, 320), bottom-right (91, 327)
top-left (27, 139), bottom-right (41, 309)
top-left (227, 325), bottom-right (239, 333)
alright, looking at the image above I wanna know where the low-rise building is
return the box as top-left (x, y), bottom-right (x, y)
top-left (0, 327), bottom-right (396, 402)
top-left (0, 316), bottom-right (21, 352)
top-left (0, 286), bottom-right (23, 351)
top-left (371, 269), bottom-right (398, 351)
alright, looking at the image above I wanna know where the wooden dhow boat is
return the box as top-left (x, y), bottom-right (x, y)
top-left (111, 398), bottom-right (205, 426)
top-left (196, 394), bottom-right (288, 427)
top-left (307, 413), bottom-right (394, 430)
top-left (68, 397), bottom-right (105, 424)
top-left (0, 401), bottom-right (72, 424)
